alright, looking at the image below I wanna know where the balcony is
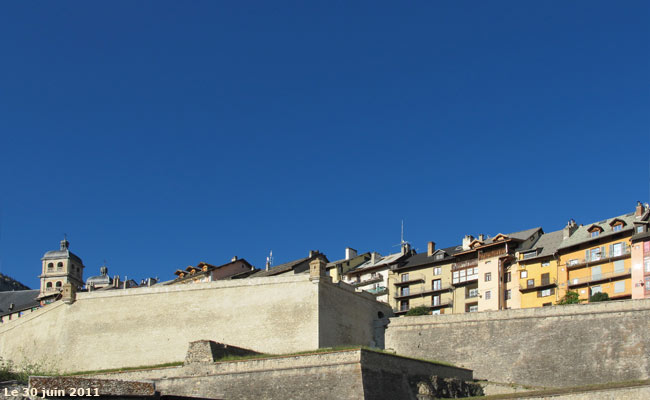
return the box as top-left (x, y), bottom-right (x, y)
top-left (393, 284), bottom-right (453, 300)
top-left (393, 300), bottom-right (453, 315)
top-left (365, 286), bottom-right (388, 296)
top-left (452, 259), bottom-right (478, 271)
top-left (394, 274), bottom-right (425, 287)
top-left (567, 268), bottom-right (631, 288)
top-left (452, 273), bottom-right (478, 286)
top-left (350, 274), bottom-right (383, 287)
top-left (519, 278), bottom-right (558, 293)
top-left (566, 247), bottom-right (631, 270)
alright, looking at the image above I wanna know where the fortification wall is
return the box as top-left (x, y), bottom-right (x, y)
top-left (385, 299), bottom-right (650, 387)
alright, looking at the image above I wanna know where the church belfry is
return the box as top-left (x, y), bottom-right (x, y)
top-left (38, 237), bottom-right (85, 304)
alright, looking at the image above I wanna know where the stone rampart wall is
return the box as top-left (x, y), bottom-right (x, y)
top-left (0, 275), bottom-right (389, 373)
top-left (385, 299), bottom-right (650, 387)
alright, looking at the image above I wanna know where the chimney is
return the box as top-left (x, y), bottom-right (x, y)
top-left (427, 241), bottom-right (436, 257)
top-left (371, 252), bottom-right (378, 264)
top-left (462, 235), bottom-right (474, 251)
top-left (478, 234), bottom-right (485, 242)
top-left (9, 303), bottom-right (14, 311)
top-left (636, 201), bottom-right (644, 217)
top-left (309, 250), bottom-right (319, 258)
top-left (309, 257), bottom-right (327, 282)
top-left (231, 256), bottom-right (238, 262)
top-left (265, 259), bottom-right (270, 271)
top-left (401, 242), bottom-right (411, 255)
top-left (563, 219), bottom-right (578, 240)
top-left (345, 247), bottom-right (357, 260)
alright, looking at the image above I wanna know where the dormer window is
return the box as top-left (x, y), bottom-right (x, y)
top-left (435, 253), bottom-right (444, 260)
top-left (587, 225), bottom-right (604, 238)
top-left (609, 219), bottom-right (625, 232)
top-left (613, 225), bottom-right (622, 232)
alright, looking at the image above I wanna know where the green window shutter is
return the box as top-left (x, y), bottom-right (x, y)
top-left (609, 244), bottom-right (614, 257)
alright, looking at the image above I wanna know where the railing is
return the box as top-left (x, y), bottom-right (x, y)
top-left (394, 273), bottom-right (425, 286)
top-left (366, 286), bottom-right (387, 296)
top-left (568, 268), bottom-right (631, 287)
top-left (452, 259), bottom-right (478, 270)
top-left (566, 247), bottom-right (631, 269)
top-left (519, 278), bottom-right (557, 292)
top-left (350, 274), bottom-right (383, 287)
top-left (393, 299), bottom-right (453, 314)
top-left (393, 284), bottom-right (452, 299)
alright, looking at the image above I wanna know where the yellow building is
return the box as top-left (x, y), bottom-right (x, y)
top-left (517, 230), bottom-right (563, 308)
top-left (389, 242), bottom-right (458, 315)
top-left (557, 211), bottom-right (640, 302)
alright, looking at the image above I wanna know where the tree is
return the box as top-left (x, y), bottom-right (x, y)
top-left (557, 291), bottom-right (581, 305)
top-left (405, 306), bottom-right (431, 316)
top-left (589, 292), bottom-right (610, 302)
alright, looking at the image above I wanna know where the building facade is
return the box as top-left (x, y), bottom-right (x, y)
top-left (38, 238), bottom-right (85, 304)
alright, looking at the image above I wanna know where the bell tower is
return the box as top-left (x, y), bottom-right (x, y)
top-left (38, 237), bottom-right (85, 304)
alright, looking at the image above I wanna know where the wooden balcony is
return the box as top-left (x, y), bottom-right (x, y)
top-left (519, 278), bottom-right (558, 293)
top-left (567, 268), bottom-right (631, 288)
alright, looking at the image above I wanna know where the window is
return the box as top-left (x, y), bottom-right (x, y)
top-left (485, 290), bottom-right (491, 300)
top-left (485, 272), bottom-right (491, 282)
top-left (435, 254), bottom-right (444, 260)
top-left (591, 266), bottom-right (602, 280)
top-left (589, 247), bottom-right (603, 262)
top-left (55, 281), bottom-right (62, 288)
top-left (613, 224), bottom-right (622, 232)
top-left (46, 282), bottom-right (53, 289)
top-left (527, 279), bottom-right (534, 288)
top-left (401, 273), bottom-right (409, 282)
top-left (542, 261), bottom-right (550, 267)
top-left (645, 276), bottom-right (650, 292)
top-left (613, 260), bottom-right (625, 273)
top-left (401, 287), bottom-right (410, 296)
top-left (637, 226), bottom-right (644, 233)
top-left (452, 271), bottom-right (459, 284)
top-left (57, 262), bottom-right (63, 270)
top-left (505, 272), bottom-right (511, 283)
top-left (400, 300), bottom-right (409, 311)
top-left (433, 267), bottom-right (441, 275)
top-left (505, 289), bottom-right (511, 300)
top-left (520, 270), bottom-right (528, 278)
top-left (541, 273), bottom-right (550, 286)
top-left (540, 289), bottom-right (551, 297)
top-left (523, 251), bottom-right (537, 259)
top-left (431, 309), bottom-right (441, 315)
top-left (466, 304), bottom-right (478, 313)
top-left (614, 281), bottom-right (625, 293)
top-left (568, 259), bottom-right (579, 266)
top-left (591, 231), bottom-right (600, 238)
top-left (542, 302), bottom-right (552, 307)
top-left (47, 263), bottom-right (54, 271)
top-left (612, 243), bottom-right (623, 257)
top-left (467, 288), bottom-right (479, 298)
top-left (591, 286), bottom-right (602, 295)
top-left (644, 257), bottom-right (650, 273)
top-left (432, 279), bottom-right (441, 291)
top-left (432, 295), bottom-right (441, 306)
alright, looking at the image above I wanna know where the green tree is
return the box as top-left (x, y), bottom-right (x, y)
top-left (589, 292), bottom-right (610, 302)
top-left (405, 306), bottom-right (431, 316)
top-left (557, 291), bottom-right (581, 305)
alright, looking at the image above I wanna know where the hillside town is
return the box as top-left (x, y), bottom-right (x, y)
top-left (2, 200), bottom-right (649, 324)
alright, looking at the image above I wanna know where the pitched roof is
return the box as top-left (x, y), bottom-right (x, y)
top-left (519, 229), bottom-right (564, 262)
top-left (347, 251), bottom-right (409, 275)
top-left (254, 253), bottom-right (329, 277)
top-left (558, 212), bottom-right (637, 250)
top-left (0, 289), bottom-right (40, 317)
top-left (396, 245), bottom-right (463, 270)
top-left (484, 227), bottom-right (542, 245)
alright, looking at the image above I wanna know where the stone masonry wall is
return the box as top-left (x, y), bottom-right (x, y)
top-left (385, 299), bottom-right (650, 388)
top-left (0, 275), bottom-right (391, 374)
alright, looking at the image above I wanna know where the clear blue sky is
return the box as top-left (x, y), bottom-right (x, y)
top-left (1, 1), bottom-right (648, 289)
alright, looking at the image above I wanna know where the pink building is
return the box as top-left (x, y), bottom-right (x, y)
top-left (630, 202), bottom-right (650, 299)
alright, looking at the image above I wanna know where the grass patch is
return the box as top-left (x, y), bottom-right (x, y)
top-left (466, 379), bottom-right (650, 399)
top-left (65, 362), bottom-right (184, 377)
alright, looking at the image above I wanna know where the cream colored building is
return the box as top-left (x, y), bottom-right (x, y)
top-left (38, 238), bottom-right (85, 304)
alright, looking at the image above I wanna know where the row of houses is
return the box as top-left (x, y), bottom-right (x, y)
top-left (3, 200), bottom-right (649, 324)
top-left (333, 201), bottom-right (650, 315)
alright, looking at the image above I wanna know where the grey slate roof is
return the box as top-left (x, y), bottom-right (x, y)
top-left (519, 229), bottom-right (564, 262)
top-left (558, 212), bottom-right (637, 250)
top-left (0, 289), bottom-right (40, 317)
top-left (0, 273), bottom-right (30, 291)
top-left (253, 253), bottom-right (330, 277)
top-left (397, 245), bottom-right (463, 270)
top-left (484, 227), bottom-right (542, 245)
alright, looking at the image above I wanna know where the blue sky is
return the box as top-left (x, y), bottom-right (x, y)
top-left (1, 1), bottom-right (648, 289)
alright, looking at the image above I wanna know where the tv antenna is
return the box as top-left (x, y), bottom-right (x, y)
top-left (265, 250), bottom-right (273, 271)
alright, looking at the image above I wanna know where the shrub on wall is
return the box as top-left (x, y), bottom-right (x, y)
top-left (557, 291), bottom-right (581, 305)
top-left (405, 306), bottom-right (431, 316)
top-left (589, 292), bottom-right (610, 302)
